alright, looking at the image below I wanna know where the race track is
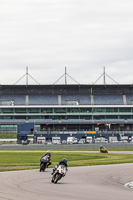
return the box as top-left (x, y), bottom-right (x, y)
top-left (0, 164), bottom-right (133, 200)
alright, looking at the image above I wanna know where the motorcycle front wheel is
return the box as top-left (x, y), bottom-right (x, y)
top-left (51, 177), bottom-right (54, 183)
top-left (54, 174), bottom-right (61, 184)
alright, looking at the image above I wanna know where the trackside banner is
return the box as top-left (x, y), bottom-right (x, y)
top-left (88, 131), bottom-right (96, 134)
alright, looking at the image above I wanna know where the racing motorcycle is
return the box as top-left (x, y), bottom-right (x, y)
top-left (40, 155), bottom-right (50, 172)
top-left (51, 165), bottom-right (67, 184)
top-left (100, 146), bottom-right (108, 153)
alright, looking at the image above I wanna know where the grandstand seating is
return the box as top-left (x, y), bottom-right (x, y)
top-left (1, 93), bottom-right (131, 105)
top-left (93, 94), bottom-right (123, 105)
top-left (126, 94), bottom-right (133, 105)
top-left (0, 94), bottom-right (58, 105)
top-left (29, 94), bottom-right (58, 105)
top-left (0, 94), bottom-right (25, 105)
top-left (61, 94), bottom-right (91, 105)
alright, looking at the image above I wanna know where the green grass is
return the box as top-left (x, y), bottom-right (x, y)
top-left (0, 132), bottom-right (17, 139)
top-left (0, 152), bottom-right (133, 172)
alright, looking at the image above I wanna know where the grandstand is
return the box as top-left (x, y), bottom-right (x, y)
top-left (0, 84), bottom-right (133, 134)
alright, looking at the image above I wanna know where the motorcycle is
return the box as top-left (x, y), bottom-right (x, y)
top-left (100, 146), bottom-right (108, 153)
top-left (51, 165), bottom-right (67, 184)
top-left (40, 155), bottom-right (50, 172)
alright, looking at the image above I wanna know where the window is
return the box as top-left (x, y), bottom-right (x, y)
top-left (15, 108), bottom-right (27, 113)
top-left (93, 108), bottom-right (106, 113)
top-left (106, 108), bottom-right (118, 112)
top-left (119, 108), bottom-right (131, 112)
top-left (41, 108), bottom-right (53, 113)
top-left (54, 108), bottom-right (66, 113)
top-left (28, 108), bottom-right (40, 113)
top-left (1, 108), bottom-right (14, 113)
top-left (79, 108), bottom-right (92, 113)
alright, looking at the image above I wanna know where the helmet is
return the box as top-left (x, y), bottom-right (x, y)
top-left (47, 150), bottom-right (51, 155)
top-left (62, 158), bottom-right (67, 164)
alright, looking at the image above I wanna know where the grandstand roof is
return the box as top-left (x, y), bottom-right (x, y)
top-left (0, 84), bottom-right (133, 95)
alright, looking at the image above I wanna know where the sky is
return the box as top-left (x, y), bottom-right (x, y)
top-left (0, 0), bottom-right (133, 85)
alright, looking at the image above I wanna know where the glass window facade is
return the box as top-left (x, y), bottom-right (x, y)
top-left (0, 106), bottom-right (133, 132)
top-left (0, 106), bottom-right (133, 119)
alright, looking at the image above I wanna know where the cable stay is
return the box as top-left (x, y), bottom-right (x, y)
top-left (53, 66), bottom-right (80, 85)
top-left (14, 67), bottom-right (40, 85)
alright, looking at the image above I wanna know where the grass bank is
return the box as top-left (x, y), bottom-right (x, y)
top-left (0, 151), bottom-right (133, 172)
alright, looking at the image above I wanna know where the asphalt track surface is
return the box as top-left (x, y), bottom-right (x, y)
top-left (0, 164), bottom-right (133, 200)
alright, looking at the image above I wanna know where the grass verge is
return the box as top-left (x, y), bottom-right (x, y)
top-left (0, 152), bottom-right (133, 172)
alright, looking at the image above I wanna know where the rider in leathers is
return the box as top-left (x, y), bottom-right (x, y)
top-left (42, 150), bottom-right (51, 167)
top-left (52, 158), bottom-right (68, 174)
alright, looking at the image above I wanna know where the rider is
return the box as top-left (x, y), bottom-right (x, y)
top-left (58, 158), bottom-right (68, 169)
top-left (100, 145), bottom-right (104, 151)
top-left (52, 158), bottom-right (68, 174)
top-left (100, 145), bottom-right (104, 149)
top-left (100, 145), bottom-right (107, 152)
top-left (42, 150), bottom-right (51, 167)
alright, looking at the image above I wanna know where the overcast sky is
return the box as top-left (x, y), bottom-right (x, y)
top-left (0, 0), bottom-right (133, 85)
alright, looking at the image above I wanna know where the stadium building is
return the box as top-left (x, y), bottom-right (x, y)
top-left (0, 84), bottom-right (133, 133)
top-left (1, 68), bottom-right (133, 142)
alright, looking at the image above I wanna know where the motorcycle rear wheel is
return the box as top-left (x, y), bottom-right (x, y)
top-left (43, 164), bottom-right (46, 171)
top-left (40, 163), bottom-right (43, 172)
top-left (40, 163), bottom-right (46, 172)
